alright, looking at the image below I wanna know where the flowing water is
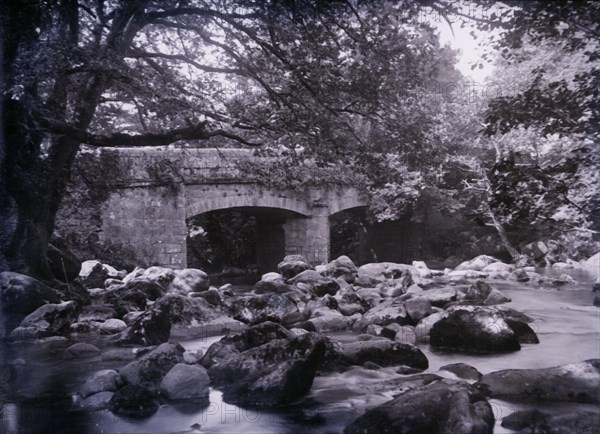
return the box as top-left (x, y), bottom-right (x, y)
top-left (2, 274), bottom-right (598, 434)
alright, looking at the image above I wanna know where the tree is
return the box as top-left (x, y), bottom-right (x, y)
top-left (1, 0), bottom-right (460, 279)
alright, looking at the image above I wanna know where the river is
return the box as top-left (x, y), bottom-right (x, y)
top-left (2, 274), bottom-right (598, 434)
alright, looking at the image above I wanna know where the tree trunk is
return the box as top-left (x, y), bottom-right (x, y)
top-left (488, 209), bottom-right (521, 263)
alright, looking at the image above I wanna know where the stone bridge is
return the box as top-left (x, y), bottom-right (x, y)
top-left (99, 147), bottom-right (368, 269)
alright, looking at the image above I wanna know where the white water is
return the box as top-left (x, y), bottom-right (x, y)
top-left (4, 279), bottom-right (599, 433)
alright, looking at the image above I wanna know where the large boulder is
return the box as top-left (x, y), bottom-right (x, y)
top-left (11, 301), bottom-right (78, 339)
top-left (477, 359), bottom-right (600, 403)
top-left (323, 339), bottom-right (428, 372)
top-left (0, 271), bottom-right (60, 334)
top-left (207, 333), bottom-right (326, 407)
top-left (277, 255), bottom-right (312, 279)
top-left (464, 280), bottom-right (493, 302)
top-left (357, 262), bottom-right (414, 281)
top-left (108, 384), bottom-right (159, 419)
top-left (501, 409), bottom-right (600, 434)
top-left (79, 260), bottom-right (120, 288)
top-left (404, 297), bottom-right (432, 324)
top-left (122, 278), bottom-right (164, 301)
top-left (230, 292), bottom-right (303, 325)
top-left (430, 306), bottom-right (526, 353)
top-left (80, 370), bottom-right (123, 398)
top-left (160, 363), bottom-right (210, 402)
top-left (321, 255), bottom-right (358, 283)
top-left (113, 301), bottom-right (172, 346)
top-left (201, 321), bottom-right (293, 368)
top-left (141, 266), bottom-right (176, 289)
top-left (168, 268), bottom-right (209, 295)
top-left (344, 377), bottom-right (494, 434)
top-left (352, 299), bottom-right (410, 332)
top-left (455, 255), bottom-right (499, 271)
top-left (119, 342), bottom-right (184, 390)
top-left (418, 287), bottom-right (457, 307)
top-left (154, 293), bottom-right (218, 327)
top-left (289, 270), bottom-right (340, 297)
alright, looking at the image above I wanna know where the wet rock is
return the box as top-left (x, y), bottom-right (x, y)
top-left (160, 363), bottom-right (210, 401)
top-left (482, 261), bottom-right (514, 273)
top-left (321, 255), bottom-right (358, 283)
top-left (344, 378), bottom-right (494, 434)
top-left (0, 271), bottom-right (61, 335)
top-left (352, 300), bottom-right (409, 332)
top-left (80, 370), bottom-right (123, 398)
top-left (501, 409), bottom-right (600, 434)
top-left (415, 312), bottom-right (444, 343)
top-left (78, 305), bottom-right (116, 322)
top-left (190, 288), bottom-right (221, 306)
top-left (278, 255), bottom-right (313, 279)
top-left (13, 300), bottom-right (78, 339)
top-left (109, 384), bottom-right (159, 419)
top-left (123, 278), bottom-right (164, 301)
top-left (231, 292), bottom-right (301, 325)
top-left (113, 301), bottom-right (172, 346)
top-left (396, 365), bottom-right (424, 375)
top-left (119, 342), bottom-right (184, 390)
top-left (201, 322), bottom-right (293, 368)
top-left (357, 262), bottom-right (414, 281)
top-left (289, 270), bottom-right (340, 297)
top-left (465, 280), bottom-right (493, 301)
top-left (141, 266), bottom-right (176, 289)
top-left (324, 339), bottom-right (428, 372)
top-left (439, 363), bottom-right (482, 381)
top-left (448, 269), bottom-right (489, 279)
top-left (404, 297), bottom-right (432, 324)
top-left (309, 309), bottom-right (355, 332)
top-left (477, 359), bottom-right (600, 403)
top-left (80, 391), bottom-right (114, 410)
top-left (154, 293), bottom-right (218, 327)
top-left (418, 287), bottom-right (457, 307)
top-left (393, 325), bottom-right (417, 345)
top-left (483, 288), bottom-right (511, 305)
top-left (510, 268), bottom-right (530, 282)
top-left (168, 268), bottom-right (209, 295)
top-left (354, 274), bottom-right (383, 288)
top-left (254, 278), bottom-right (291, 294)
top-left (100, 318), bottom-right (127, 335)
top-left (64, 343), bottom-right (101, 360)
top-left (455, 255), bottom-right (499, 271)
top-left (208, 333), bottom-right (326, 407)
top-left (79, 260), bottom-right (120, 288)
top-left (430, 306), bottom-right (521, 353)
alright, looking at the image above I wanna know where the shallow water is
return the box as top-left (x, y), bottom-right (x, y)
top-left (2, 278), bottom-right (599, 434)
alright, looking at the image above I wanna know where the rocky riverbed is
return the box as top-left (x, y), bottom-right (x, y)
top-left (0, 253), bottom-right (598, 433)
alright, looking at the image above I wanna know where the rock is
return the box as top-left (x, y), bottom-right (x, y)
top-left (522, 241), bottom-right (549, 265)
top-left (344, 378), bottom-right (494, 434)
top-left (593, 283), bottom-right (600, 307)
top-left (483, 288), bottom-right (511, 305)
top-left (113, 301), bottom-right (171, 346)
top-left (80, 391), bottom-right (114, 410)
top-left (154, 293), bottom-right (218, 327)
top-left (455, 255), bottom-right (499, 271)
top-left (123, 311), bottom-right (144, 325)
top-left (464, 280), bottom-right (493, 301)
top-left (123, 278), bottom-right (164, 301)
top-left (78, 305), bottom-right (116, 322)
top-left (482, 261), bottom-right (514, 273)
top-left (478, 359), bottom-right (600, 403)
top-left (357, 262), bottom-right (415, 281)
top-left (509, 268), bottom-right (530, 282)
top-left (160, 363), bottom-right (210, 401)
top-left (80, 370), bottom-right (123, 398)
top-left (352, 300), bottom-right (409, 332)
top-left (102, 285), bottom-right (147, 317)
top-left (0, 271), bottom-right (61, 335)
top-left (324, 339), bottom-right (428, 372)
top-left (201, 322), bottom-right (293, 368)
top-left (253, 278), bottom-right (290, 294)
top-left (309, 309), bottom-right (355, 332)
top-left (64, 343), bottom-right (101, 360)
top-left (338, 302), bottom-right (364, 316)
top-left (321, 255), bottom-right (358, 282)
top-left (109, 384), bottom-right (159, 419)
top-left (168, 268), bottom-right (209, 295)
top-left (289, 270), bottom-right (340, 296)
top-left (141, 266), bottom-right (176, 289)
top-left (190, 287), bottom-right (221, 306)
top-left (14, 301), bottom-right (78, 339)
top-left (418, 287), bottom-right (457, 307)
top-left (122, 267), bottom-right (145, 284)
top-left (404, 297), bottom-right (432, 324)
top-left (100, 318), bottom-right (127, 334)
top-left (208, 333), bottom-right (326, 407)
top-left (393, 326), bottom-right (417, 345)
top-left (415, 312), bottom-right (444, 343)
top-left (430, 306), bottom-right (521, 353)
top-left (355, 287), bottom-right (383, 307)
top-left (261, 272), bottom-right (284, 282)
top-left (231, 292), bottom-right (302, 325)
top-left (501, 409), bottom-right (600, 434)
top-left (79, 260), bottom-right (120, 288)
top-left (448, 269), bottom-right (489, 279)
top-left (277, 255), bottom-right (313, 279)
top-left (353, 274), bottom-right (383, 288)
top-left (119, 342), bottom-right (184, 390)
top-left (439, 363), bottom-right (482, 381)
